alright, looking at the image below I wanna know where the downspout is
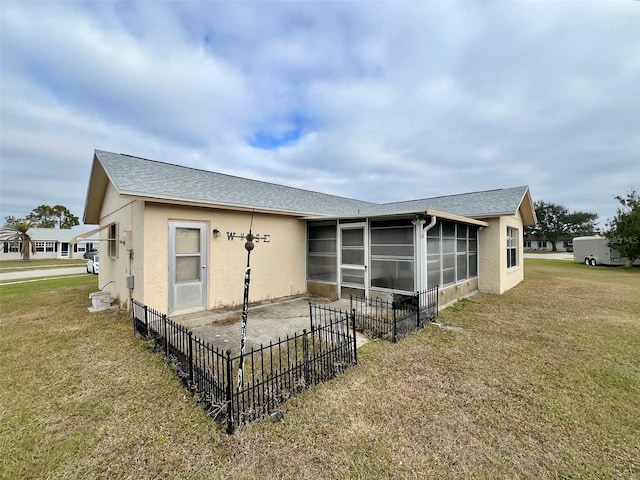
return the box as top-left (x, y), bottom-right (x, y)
top-left (423, 214), bottom-right (437, 233)
top-left (422, 214), bottom-right (437, 292)
top-left (413, 217), bottom-right (426, 293)
top-left (414, 214), bottom-right (437, 293)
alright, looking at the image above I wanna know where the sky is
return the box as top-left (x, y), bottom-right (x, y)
top-left (1, 1), bottom-right (639, 228)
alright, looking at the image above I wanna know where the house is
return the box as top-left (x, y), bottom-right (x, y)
top-left (1, 227), bottom-right (98, 260)
top-left (523, 235), bottom-right (574, 252)
top-left (83, 150), bottom-right (536, 316)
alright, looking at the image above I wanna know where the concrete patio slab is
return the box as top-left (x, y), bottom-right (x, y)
top-left (173, 295), bottom-right (367, 354)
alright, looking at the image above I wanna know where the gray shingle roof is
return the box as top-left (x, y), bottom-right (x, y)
top-left (371, 186), bottom-right (531, 218)
top-left (96, 150), bottom-right (373, 217)
top-left (95, 150), bottom-right (529, 219)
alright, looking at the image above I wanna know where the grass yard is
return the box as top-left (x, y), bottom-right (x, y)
top-left (1, 260), bottom-right (638, 479)
top-left (0, 259), bottom-right (86, 273)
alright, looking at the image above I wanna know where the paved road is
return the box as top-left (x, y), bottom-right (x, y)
top-left (524, 252), bottom-right (573, 260)
top-left (0, 266), bottom-right (89, 281)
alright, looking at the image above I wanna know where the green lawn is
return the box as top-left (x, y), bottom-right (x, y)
top-left (0, 258), bottom-right (86, 272)
top-left (1, 260), bottom-right (638, 479)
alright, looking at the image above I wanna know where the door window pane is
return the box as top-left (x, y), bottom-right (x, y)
top-left (341, 228), bottom-right (364, 265)
top-left (176, 256), bottom-right (200, 282)
top-left (341, 268), bottom-right (365, 286)
top-left (176, 228), bottom-right (200, 254)
top-left (341, 229), bottom-right (363, 247)
top-left (342, 248), bottom-right (364, 265)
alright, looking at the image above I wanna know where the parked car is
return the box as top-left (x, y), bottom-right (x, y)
top-left (87, 255), bottom-right (99, 274)
top-left (83, 248), bottom-right (99, 259)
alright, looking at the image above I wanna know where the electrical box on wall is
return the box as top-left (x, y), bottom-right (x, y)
top-left (124, 231), bottom-right (133, 250)
top-left (126, 275), bottom-right (134, 289)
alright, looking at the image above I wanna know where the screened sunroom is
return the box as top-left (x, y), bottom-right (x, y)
top-left (306, 213), bottom-right (486, 301)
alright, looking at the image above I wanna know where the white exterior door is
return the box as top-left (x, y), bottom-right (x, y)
top-left (339, 224), bottom-right (368, 298)
top-left (169, 222), bottom-right (208, 315)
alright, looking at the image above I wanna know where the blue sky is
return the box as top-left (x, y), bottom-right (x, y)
top-left (1, 1), bottom-right (639, 227)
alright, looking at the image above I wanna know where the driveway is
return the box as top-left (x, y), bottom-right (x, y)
top-left (174, 295), bottom-right (365, 353)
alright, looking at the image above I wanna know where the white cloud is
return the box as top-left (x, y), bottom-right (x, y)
top-left (1, 1), bottom-right (639, 227)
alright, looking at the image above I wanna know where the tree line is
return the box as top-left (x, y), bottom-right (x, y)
top-left (4, 204), bottom-right (79, 229)
top-left (526, 189), bottom-right (639, 266)
top-left (524, 201), bottom-right (599, 251)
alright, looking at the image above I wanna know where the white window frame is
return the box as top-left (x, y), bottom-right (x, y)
top-left (108, 223), bottom-right (119, 258)
top-left (507, 227), bottom-right (518, 269)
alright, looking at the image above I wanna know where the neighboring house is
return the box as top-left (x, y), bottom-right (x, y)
top-left (1, 227), bottom-right (98, 260)
top-left (83, 150), bottom-right (536, 316)
top-left (523, 236), bottom-right (575, 252)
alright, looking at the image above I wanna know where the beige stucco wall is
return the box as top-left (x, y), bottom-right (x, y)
top-left (307, 281), bottom-right (339, 300)
top-left (142, 203), bottom-right (307, 313)
top-left (503, 211), bottom-right (525, 292)
top-left (438, 277), bottom-right (479, 308)
top-left (97, 184), bottom-right (144, 306)
top-left (478, 212), bottom-right (524, 294)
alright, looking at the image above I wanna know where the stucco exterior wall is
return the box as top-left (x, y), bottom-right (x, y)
top-left (142, 203), bottom-right (307, 313)
top-left (478, 218), bottom-right (501, 294)
top-left (307, 281), bottom-right (339, 300)
top-left (477, 213), bottom-right (524, 294)
top-left (438, 277), bottom-right (479, 308)
top-left (128, 200), bottom-right (145, 307)
top-left (97, 184), bottom-right (141, 305)
top-left (503, 211), bottom-right (525, 292)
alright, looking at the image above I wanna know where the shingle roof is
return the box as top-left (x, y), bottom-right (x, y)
top-left (371, 186), bottom-right (531, 218)
top-left (92, 150), bottom-right (531, 221)
top-left (95, 150), bottom-right (373, 217)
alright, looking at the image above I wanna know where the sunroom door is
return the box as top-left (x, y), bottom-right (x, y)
top-left (169, 222), bottom-right (208, 316)
top-left (339, 224), bottom-right (368, 298)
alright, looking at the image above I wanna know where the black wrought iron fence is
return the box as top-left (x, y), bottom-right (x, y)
top-left (131, 300), bottom-right (357, 433)
top-left (349, 286), bottom-right (439, 342)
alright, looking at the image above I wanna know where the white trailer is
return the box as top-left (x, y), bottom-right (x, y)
top-left (573, 235), bottom-right (640, 266)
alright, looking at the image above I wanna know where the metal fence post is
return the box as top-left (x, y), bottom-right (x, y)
top-left (163, 314), bottom-right (168, 356)
top-left (188, 331), bottom-right (194, 386)
top-left (144, 305), bottom-right (148, 336)
top-left (350, 309), bottom-right (358, 364)
top-left (225, 350), bottom-right (234, 434)
top-left (302, 329), bottom-right (310, 385)
top-left (392, 303), bottom-right (398, 343)
top-left (416, 291), bottom-right (421, 329)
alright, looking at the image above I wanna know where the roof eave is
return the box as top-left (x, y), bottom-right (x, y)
top-left (519, 187), bottom-right (537, 226)
top-left (426, 209), bottom-right (489, 227)
top-left (83, 152), bottom-right (110, 225)
top-left (121, 192), bottom-right (316, 218)
top-left (303, 208), bottom-right (489, 227)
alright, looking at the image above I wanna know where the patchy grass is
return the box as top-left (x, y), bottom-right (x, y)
top-left (212, 315), bottom-right (242, 326)
top-left (1, 260), bottom-right (639, 479)
top-left (0, 258), bottom-right (86, 272)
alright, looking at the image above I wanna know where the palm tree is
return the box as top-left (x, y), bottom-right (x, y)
top-left (0, 220), bottom-right (36, 261)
